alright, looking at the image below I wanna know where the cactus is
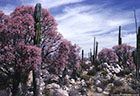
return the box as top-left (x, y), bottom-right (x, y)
top-left (93, 37), bottom-right (96, 57)
top-left (92, 37), bottom-right (98, 64)
top-left (34, 3), bottom-right (42, 45)
top-left (136, 26), bottom-right (140, 79)
top-left (90, 48), bottom-right (92, 62)
top-left (118, 26), bottom-right (122, 65)
top-left (33, 3), bottom-right (42, 96)
top-left (95, 41), bottom-right (98, 59)
top-left (82, 49), bottom-right (84, 64)
top-left (118, 26), bottom-right (122, 45)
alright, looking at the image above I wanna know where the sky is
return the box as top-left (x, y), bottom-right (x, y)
top-left (0, 0), bottom-right (140, 56)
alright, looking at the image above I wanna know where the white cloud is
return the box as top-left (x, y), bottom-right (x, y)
top-left (21, 0), bottom-right (84, 9)
top-left (0, 0), bottom-right (139, 56)
top-left (54, 4), bottom-right (137, 55)
top-left (0, 4), bottom-right (15, 15)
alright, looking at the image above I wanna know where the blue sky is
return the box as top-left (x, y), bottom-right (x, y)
top-left (0, 0), bottom-right (140, 56)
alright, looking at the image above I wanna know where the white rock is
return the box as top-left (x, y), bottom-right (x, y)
top-left (106, 74), bottom-right (111, 80)
top-left (103, 91), bottom-right (109, 95)
top-left (56, 89), bottom-right (69, 96)
top-left (96, 87), bottom-right (103, 93)
top-left (104, 83), bottom-right (114, 91)
top-left (70, 79), bottom-right (75, 84)
top-left (47, 83), bottom-right (60, 89)
top-left (96, 80), bottom-right (101, 86)
top-left (81, 79), bottom-right (86, 86)
top-left (113, 74), bottom-right (119, 80)
top-left (65, 75), bottom-right (69, 80)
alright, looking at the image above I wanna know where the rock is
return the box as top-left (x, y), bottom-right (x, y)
top-left (120, 78), bottom-right (127, 86)
top-left (95, 80), bottom-right (102, 86)
top-left (0, 88), bottom-right (11, 96)
top-left (62, 85), bottom-right (69, 91)
top-left (106, 68), bottom-right (110, 73)
top-left (113, 74), bottom-right (120, 80)
top-left (70, 79), bottom-right (75, 85)
top-left (80, 74), bottom-right (90, 81)
top-left (113, 80), bottom-right (123, 87)
top-left (69, 89), bottom-right (80, 96)
top-left (87, 70), bottom-right (96, 76)
top-left (79, 87), bottom-right (87, 95)
top-left (103, 91), bottom-right (109, 95)
top-left (46, 83), bottom-right (60, 89)
top-left (112, 64), bottom-right (121, 74)
top-left (112, 85), bottom-right (137, 94)
top-left (90, 85), bottom-right (96, 92)
top-left (104, 83), bottom-right (114, 92)
top-left (81, 79), bottom-right (86, 86)
top-left (106, 74), bottom-right (111, 80)
top-left (56, 89), bottom-right (69, 96)
top-left (43, 88), bottom-right (69, 96)
top-left (27, 71), bottom-right (33, 86)
top-left (41, 70), bottom-right (50, 78)
top-left (52, 76), bottom-right (59, 82)
top-left (102, 79), bottom-right (109, 86)
top-left (83, 71), bottom-right (88, 75)
top-left (96, 87), bottom-right (103, 93)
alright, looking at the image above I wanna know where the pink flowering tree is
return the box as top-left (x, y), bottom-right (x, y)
top-left (112, 44), bottom-right (135, 70)
top-left (0, 5), bottom-right (81, 95)
top-left (98, 48), bottom-right (118, 65)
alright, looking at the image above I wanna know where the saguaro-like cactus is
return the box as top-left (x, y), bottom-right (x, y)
top-left (82, 49), bottom-right (84, 64)
top-left (136, 26), bottom-right (140, 79)
top-left (90, 48), bottom-right (92, 62)
top-left (118, 26), bottom-right (122, 45)
top-left (95, 42), bottom-right (98, 59)
top-left (33, 3), bottom-right (42, 96)
top-left (93, 37), bottom-right (96, 57)
top-left (118, 26), bottom-right (122, 65)
top-left (92, 37), bottom-right (98, 64)
top-left (34, 3), bottom-right (42, 45)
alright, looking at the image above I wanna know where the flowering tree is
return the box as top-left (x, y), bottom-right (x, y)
top-left (98, 48), bottom-right (118, 64)
top-left (0, 5), bottom-right (81, 95)
top-left (112, 44), bottom-right (135, 70)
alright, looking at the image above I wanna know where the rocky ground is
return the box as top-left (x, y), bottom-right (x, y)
top-left (1, 61), bottom-right (139, 96)
top-left (35, 62), bottom-right (140, 96)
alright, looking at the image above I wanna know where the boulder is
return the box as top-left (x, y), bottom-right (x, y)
top-left (96, 87), bottom-right (103, 93)
top-left (103, 91), bottom-right (109, 95)
top-left (113, 80), bottom-right (123, 87)
top-left (111, 85), bottom-right (137, 94)
top-left (95, 80), bottom-right (102, 86)
top-left (104, 83), bottom-right (114, 92)
top-left (46, 83), bottom-right (60, 89)
top-left (56, 89), bottom-right (69, 96)
top-left (69, 89), bottom-right (80, 96)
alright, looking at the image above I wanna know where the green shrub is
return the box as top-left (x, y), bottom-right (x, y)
top-left (87, 69), bottom-right (96, 76)
top-left (80, 74), bottom-right (90, 81)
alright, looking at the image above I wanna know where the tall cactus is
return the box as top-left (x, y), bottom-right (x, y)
top-left (33, 3), bottom-right (42, 96)
top-left (92, 37), bottom-right (98, 64)
top-left (34, 3), bottom-right (42, 45)
top-left (136, 26), bottom-right (140, 79)
top-left (118, 26), bottom-right (122, 45)
top-left (93, 37), bottom-right (96, 57)
top-left (95, 41), bottom-right (98, 59)
top-left (92, 37), bottom-right (96, 64)
top-left (82, 49), bottom-right (84, 64)
top-left (89, 48), bottom-right (92, 63)
top-left (118, 26), bottom-right (122, 65)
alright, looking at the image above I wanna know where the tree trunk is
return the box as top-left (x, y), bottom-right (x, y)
top-left (12, 72), bottom-right (20, 96)
top-left (33, 69), bottom-right (41, 96)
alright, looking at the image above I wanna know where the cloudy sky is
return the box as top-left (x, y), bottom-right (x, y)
top-left (0, 0), bottom-right (140, 55)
